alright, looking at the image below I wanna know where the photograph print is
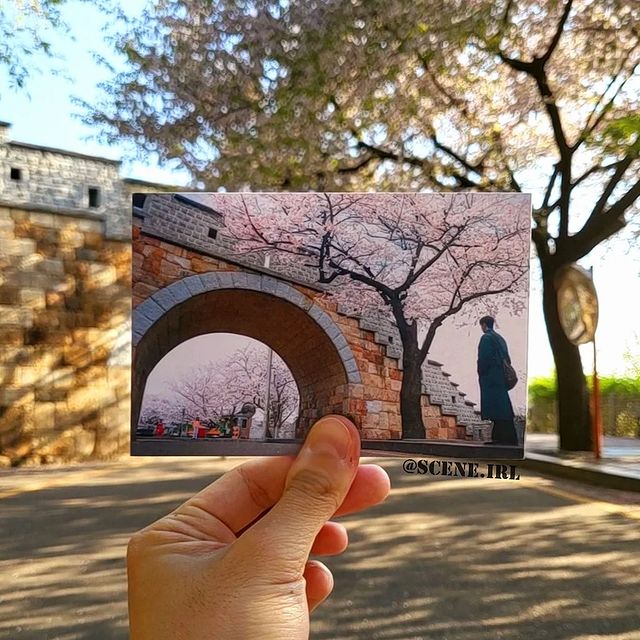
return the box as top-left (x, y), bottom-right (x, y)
top-left (131, 192), bottom-right (531, 459)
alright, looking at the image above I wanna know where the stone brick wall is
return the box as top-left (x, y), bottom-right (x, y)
top-left (0, 206), bottom-right (131, 465)
top-left (138, 193), bottom-right (322, 284)
top-left (133, 213), bottom-right (407, 440)
top-left (0, 123), bottom-right (185, 241)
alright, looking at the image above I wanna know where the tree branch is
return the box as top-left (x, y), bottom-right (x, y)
top-left (537, 0), bottom-right (573, 65)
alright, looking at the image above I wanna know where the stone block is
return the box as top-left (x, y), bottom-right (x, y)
top-left (0, 306), bottom-right (33, 328)
top-left (136, 299), bottom-right (162, 331)
top-left (348, 384), bottom-right (364, 399)
top-left (231, 271), bottom-right (249, 288)
top-left (198, 272), bottom-right (221, 291)
top-left (190, 257), bottom-right (213, 273)
top-left (10, 253), bottom-right (43, 270)
top-left (0, 238), bottom-right (37, 257)
top-left (84, 263), bottom-right (117, 289)
top-left (83, 231), bottom-right (103, 250)
top-left (73, 218), bottom-right (104, 234)
top-left (75, 248), bottom-right (100, 262)
top-left (150, 286), bottom-right (178, 311)
top-left (132, 282), bottom-right (158, 303)
top-left (166, 253), bottom-right (192, 270)
top-left (13, 365), bottom-right (43, 386)
top-left (39, 258), bottom-right (66, 276)
top-left (260, 276), bottom-right (279, 295)
top-left (361, 372), bottom-right (384, 389)
top-left (366, 400), bottom-right (383, 413)
top-left (182, 274), bottom-right (205, 296)
top-left (35, 402), bottom-right (62, 430)
top-left (0, 387), bottom-right (34, 406)
top-left (216, 271), bottom-right (235, 289)
top-left (159, 259), bottom-right (183, 279)
top-left (167, 279), bottom-right (191, 304)
top-left (62, 343), bottom-right (93, 368)
top-left (9, 209), bottom-right (29, 223)
top-left (332, 332), bottom-right (349, 353)
top-left (39, 366), bottom-right (76, 389)
top-left (35, 386), bottom-right (69, 402)
top-left (19, 288), bottom-right (47, 310)
top-left (29, 212), bottom-right (59, 228)
top-left (0, 286), bottom-right (19, 305)
top-left (59, 227), bottom-right (85, 248)
top-left (55, 426), bottom-right (96, 459)
top-left (244, 273), bottom-right (263, 291)
top-left (0, 347), bottom-right (29, 365)
top-left (361, 428), bottom-right (389, 440)
top-left (275, 281), bottom-right (303, 306)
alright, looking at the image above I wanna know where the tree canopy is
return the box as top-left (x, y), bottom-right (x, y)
top-left (89, 1), bottom-right (639, 207)
top-left (0, 0), bottom-right (67, 94)
top-left (165, 343), bottom-right (299, 430)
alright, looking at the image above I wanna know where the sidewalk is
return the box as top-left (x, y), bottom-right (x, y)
top-left (524, 433), bottom-right (640, 491)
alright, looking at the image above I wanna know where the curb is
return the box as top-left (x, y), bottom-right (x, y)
top-left (522, 452), bottom-right (640, 493)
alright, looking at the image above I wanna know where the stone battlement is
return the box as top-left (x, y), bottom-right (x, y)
top-left (0, 122), bottom-right (182, 241)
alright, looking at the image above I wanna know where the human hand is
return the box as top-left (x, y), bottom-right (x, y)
top-left (127, 415), bottom-right (390, 639)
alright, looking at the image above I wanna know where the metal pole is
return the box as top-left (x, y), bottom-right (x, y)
top-left (592, 336), bottom-right (603, 459)
top-left (590, 266), bottom-right (602, 459)
top-left (264, 347), bottom-right (273, 439)
top-left (262, 252), bottom-right (273, 439)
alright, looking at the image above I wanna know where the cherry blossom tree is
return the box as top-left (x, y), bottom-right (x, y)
top-left (220, 192), bottom-right (529, 438)
top-left (167, 344), bottom-right (299, 434)
top-left (139, 395), bottom-right (183, 426)
top-left (87, 0), bottom-right (640, 450)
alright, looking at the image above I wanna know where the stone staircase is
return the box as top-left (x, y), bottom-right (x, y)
top-left (422, 359), bottom-right (492, 440)
top-left (336, 307), bottom-right (492, 441)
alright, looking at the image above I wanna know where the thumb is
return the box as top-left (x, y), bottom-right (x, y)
top-left (235, 415), bottom-right (360, 578)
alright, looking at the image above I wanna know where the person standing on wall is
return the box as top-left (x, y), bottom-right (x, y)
top-left (477, 316), bottom-right (518, 446)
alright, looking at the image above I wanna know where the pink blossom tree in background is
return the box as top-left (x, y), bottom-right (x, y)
top-left (221, 192), bottom-right (530, 438)
top-left (164, 344), bottom-right (299, 435)
top-left (139, 396), bottom-right (184, 426)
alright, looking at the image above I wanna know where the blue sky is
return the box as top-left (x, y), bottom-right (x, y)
top-left (0, 0), bottom-right (191, 185)
top-left (1, 0), bottom-right (638, 379)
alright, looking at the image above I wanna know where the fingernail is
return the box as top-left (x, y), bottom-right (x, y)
top-left (304, 417), bottom-right (351, 460)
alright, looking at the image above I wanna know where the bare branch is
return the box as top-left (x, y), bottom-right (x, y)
top-left (537, 0), bottom-right (573, 65)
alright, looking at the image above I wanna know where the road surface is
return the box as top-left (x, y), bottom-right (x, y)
top-left (1, 456), bottom-right (639, 639)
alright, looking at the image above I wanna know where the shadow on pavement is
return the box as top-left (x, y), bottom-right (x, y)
top-left (0, 459), bottom-right (639, 639)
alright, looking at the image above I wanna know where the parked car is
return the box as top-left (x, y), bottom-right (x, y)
top-left (135, 424), bottom-right (155, 438)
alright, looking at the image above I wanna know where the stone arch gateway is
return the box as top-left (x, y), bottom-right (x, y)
top-left (132, 271), bottom-right (364, 439)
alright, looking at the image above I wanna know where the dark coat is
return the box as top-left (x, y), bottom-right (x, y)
top-left (477, 330), bottom-right (514, 421)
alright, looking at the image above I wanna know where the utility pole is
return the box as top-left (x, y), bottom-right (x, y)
top-left (263, 252), bottom-right (274, 440)
top-left (589, 266), bottom-right (603, 459)
top-left (264, 347), bottom-right (273, 439)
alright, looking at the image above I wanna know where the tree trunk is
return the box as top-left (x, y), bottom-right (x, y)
top-left (399, 330), bottom-right (426, 439)
top-left (541, 261), bottom-right (592, 451)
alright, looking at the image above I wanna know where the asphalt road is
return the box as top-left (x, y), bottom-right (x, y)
top-left (1, 457), bottom-right (639, 640)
